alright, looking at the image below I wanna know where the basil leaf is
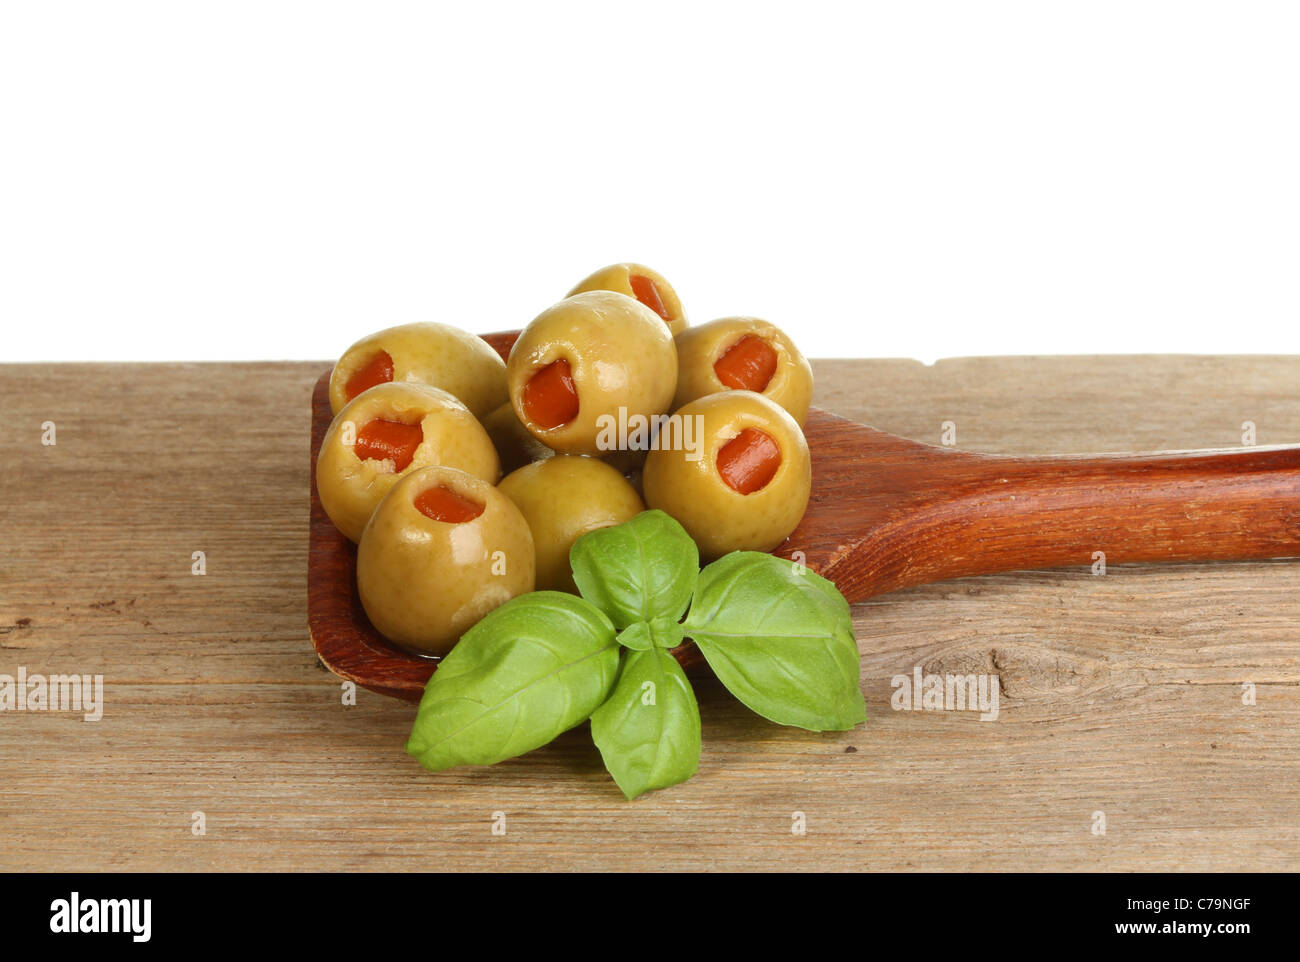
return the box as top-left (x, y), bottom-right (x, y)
top-left (616, 622), bottom-right (653, 651)
top-left (570, 510), bottom-right (699, 629)
top-left (683, 552), bottom-right (866, 732)
top-left (590, 647), bottom-right (701, 799)
top-left (648, 615), bottom-right (685, 650)
top-left (617, 616), bottom-right (685, 653)
top-left (406, 591), bottom-right (619, 771)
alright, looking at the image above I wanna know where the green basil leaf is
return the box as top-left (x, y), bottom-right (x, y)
top-left (570, 510), bottom-right (699, 629)
top-left (616, 622), bottom-right (653, 651)
top-left (683, 552), bottom-right (865, 732)
top-left (616, 616), bottom-right (685, 652)
top-left (406, 591), bottom-right (619, 771)
top-left (648, 615), bottom-right (685, 650)
top-left (590, 647), bottom-right (701, 799)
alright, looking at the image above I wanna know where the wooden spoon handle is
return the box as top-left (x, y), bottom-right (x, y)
top-left (846, 445), bottom-right (1300, 598)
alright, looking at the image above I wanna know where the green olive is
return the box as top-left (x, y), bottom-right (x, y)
top-left (507, 291), bottom-right (677, 456)
top-left (357, 466), bottom-right (535, 655)
top-left (642, 391), bottom-right (811, 559)
top-left (673, 317), bottom-right (814, 426)
top-left (499, 456), bottom-right (645, 592)
top-left (317, 382), bottom-right (500, 542)
top-left (567, 262), bottom-right (688, 335)
top-left (481, 401), bottom-right (554, 474)
top-left (328, 322), bottom-right (508, 418)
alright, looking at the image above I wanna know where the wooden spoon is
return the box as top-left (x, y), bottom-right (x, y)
top-left (309, 331), bottom-right (1300, 701)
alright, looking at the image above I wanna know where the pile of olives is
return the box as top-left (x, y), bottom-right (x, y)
top-left (316, 263), bottom-right (815, 656)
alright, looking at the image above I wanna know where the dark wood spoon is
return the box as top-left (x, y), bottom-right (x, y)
top-left (309, 331), bottom-right (1300, 701)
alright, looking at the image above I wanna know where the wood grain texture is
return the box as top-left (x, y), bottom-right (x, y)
top-left (3, 355), bottom-right (1299, 871)
top-left (777, 417), bottom-right (1300, 602)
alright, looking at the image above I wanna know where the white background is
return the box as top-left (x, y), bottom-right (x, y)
top-left (2, 1), bottom-right (1297, 364)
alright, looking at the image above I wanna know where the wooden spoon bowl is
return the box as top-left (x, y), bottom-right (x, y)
top-left (309, 331), bottom-right (1300, 701)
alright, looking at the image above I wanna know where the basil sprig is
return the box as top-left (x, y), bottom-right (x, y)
top-left (406, 510), bottom-right (865, 798)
